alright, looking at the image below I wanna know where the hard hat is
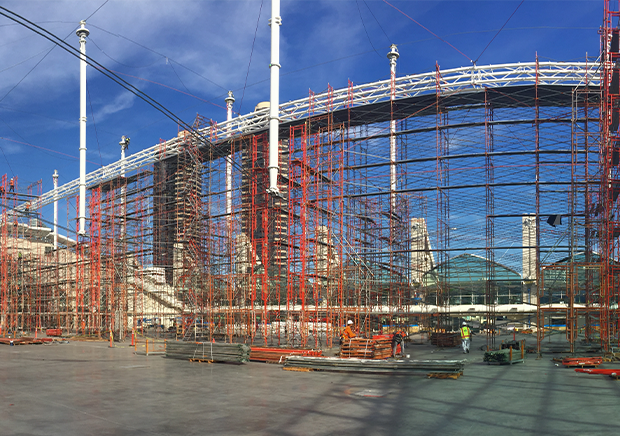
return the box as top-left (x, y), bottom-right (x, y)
top-left (347, 320), bottom-right (353, 325)
top-left (462, 321), bottom-right (467, 325)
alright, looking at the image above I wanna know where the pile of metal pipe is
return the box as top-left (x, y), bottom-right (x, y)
top-left (166, 341), bottom-right (251, 363)
top-left (284, 356), bottom-right (465, 374)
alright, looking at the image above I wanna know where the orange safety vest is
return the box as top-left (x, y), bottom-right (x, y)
top-left (460, 326), bottom-right (471, 339)
top-left (342, 326), bottom-right (356, 340)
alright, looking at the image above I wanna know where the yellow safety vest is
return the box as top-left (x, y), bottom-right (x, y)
top-left (460, 326), bottom-right (470, 339)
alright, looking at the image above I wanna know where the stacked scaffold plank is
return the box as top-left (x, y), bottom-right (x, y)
top-left (249, 347), bottom-right (323, 363)
top-left (340, 337), bottom-right (393, 359)
top-left (284, 356), bottom-right (465, 374)
top-left (166, 341), bottom-right (251, 363)
top-left (0, 337), bottom-right (52, 345)
top-left (340, 338), bottom-right (374, 358)
top-left (373, 337), bottom-right (393, 359)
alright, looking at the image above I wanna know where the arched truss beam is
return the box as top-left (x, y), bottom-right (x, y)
top-left (27, 61), bottom-right (599, 211)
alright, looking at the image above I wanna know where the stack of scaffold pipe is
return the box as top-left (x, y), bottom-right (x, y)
top-left (483, 340), bottom-right (526, 365)
top-left (283, 356), bottom-right (465, 374)
top-left (166, 341), bottom-right (251, 363)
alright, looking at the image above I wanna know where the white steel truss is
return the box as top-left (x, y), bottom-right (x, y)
top-left (25, 61), bottom-right (599, 212)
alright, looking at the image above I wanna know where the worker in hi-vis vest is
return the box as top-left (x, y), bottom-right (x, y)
top-left (460, 322), bottom-right (471, 354)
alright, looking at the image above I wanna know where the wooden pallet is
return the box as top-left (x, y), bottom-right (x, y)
top-left (283, 366), bottom-right (314, 372)
top-left (189, 358), bottom-right (214, 364)
top-left (428, 371), bottom-right (463, 380)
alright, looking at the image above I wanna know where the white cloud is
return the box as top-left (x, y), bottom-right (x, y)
top-left (0, 139), bottom-right (22, 154)
top-left (92, 91), bottom-right (135, 121)
top-left (0, 1), bottom-right (271, 102)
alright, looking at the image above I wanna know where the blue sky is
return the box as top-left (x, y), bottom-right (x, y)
top-left (0, 0), bottom-right (603, 194)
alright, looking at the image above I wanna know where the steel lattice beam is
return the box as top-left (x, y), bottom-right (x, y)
top-left (25, 61), bottom-right (600, 212)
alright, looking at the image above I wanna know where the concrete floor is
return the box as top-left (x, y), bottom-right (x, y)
top-left (2, 334), bottom-right (620, 436)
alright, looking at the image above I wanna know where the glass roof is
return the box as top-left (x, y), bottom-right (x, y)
top-left (422, 253), bottom-right (522, 286)
top-left (542, 252), bottom-right (603, 291)
top-left (549, 252), bottom-right (602, 264)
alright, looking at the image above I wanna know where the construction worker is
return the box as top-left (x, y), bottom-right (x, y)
top-left (24, 202), bottom-right (30, 215)
top-left (392, 329), bottom-right (406, 357)
top-left (9, 178), bottom-right (14, 192)
top-left (341, 320), bottom-right (356, 343)
top-left (460, 321), bottom-right (471, 354)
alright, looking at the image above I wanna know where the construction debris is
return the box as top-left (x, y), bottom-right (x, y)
top-left (605, 352), bottom-right (620, 362)
top-left (283, 356), bottom-right (465, 374)
top-left (165, 341), bottom-right (251, 363)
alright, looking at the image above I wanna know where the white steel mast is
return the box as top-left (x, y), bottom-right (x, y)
top-left (53, 169), bottom-right (58, 249)
top-left (225, 91), bottom-right (235, 216)
top-left (267, 0), bottom-right (282, 195)
top-left (77, 20), bottom-right (89, 235)
top-left (388, 44), bottom-right (399, 212)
